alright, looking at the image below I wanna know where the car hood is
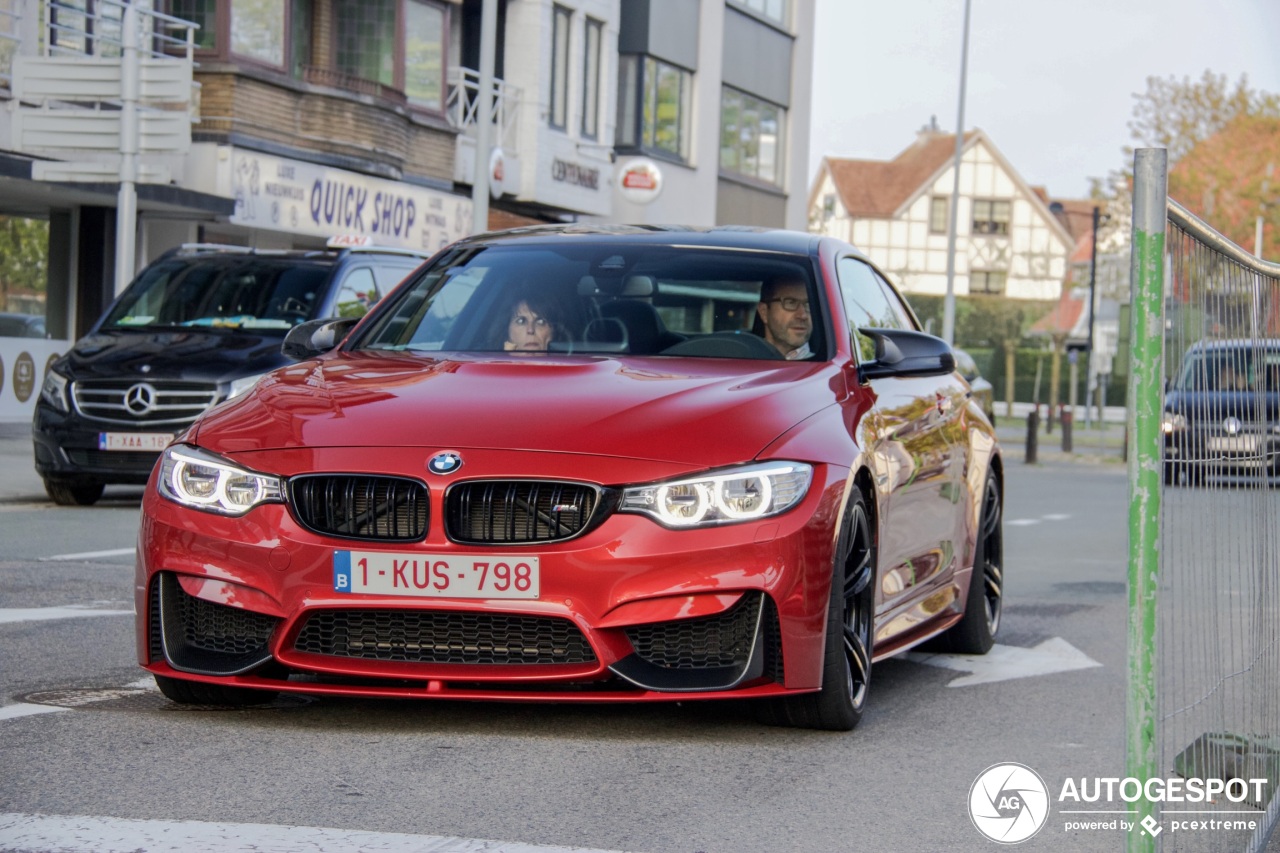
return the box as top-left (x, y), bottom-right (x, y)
top-left (194, 352), bottom-right (839, 467)
top-left (60, 328), bottom-right (288, 383)
top-left (1166, 389), bottom-right (1280, 425)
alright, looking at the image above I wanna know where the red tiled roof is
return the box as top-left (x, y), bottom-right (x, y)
top-left (1030, 287), bottom-right (1085, 336)
top-left (824, 131), bottom-right (978, 218)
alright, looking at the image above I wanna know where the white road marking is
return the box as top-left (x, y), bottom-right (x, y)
top-left (39, 548), bottom-right (135, 562)
top-left (0, 813), bottom-right (634, 853)
top-left (906, 637), bottom-right (1103, 687)
top-left (0, 704), bottom-right (68, 721)
top-left (1006, 518), bottom-right (1040, 526)
top-left (0, 606), bottom-right (132, 624)
top-left (1042, 513), bottom-right (1072, 521)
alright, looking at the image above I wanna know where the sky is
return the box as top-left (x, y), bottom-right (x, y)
top-left (807, 0), bottom-right (1280, 201)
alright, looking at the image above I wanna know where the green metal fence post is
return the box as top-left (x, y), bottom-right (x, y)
top-left (1126, 148), bottom-right (1167, 853)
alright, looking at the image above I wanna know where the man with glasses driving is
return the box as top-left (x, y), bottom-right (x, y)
top-left (756, 275), bottom-right (813, 359)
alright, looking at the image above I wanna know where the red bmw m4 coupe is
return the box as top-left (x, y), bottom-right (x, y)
top-left (136, 225), bottom-right (1003, 731)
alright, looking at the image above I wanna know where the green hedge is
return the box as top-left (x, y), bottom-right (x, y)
top-left (906, 293), bottom-right (1127, 407)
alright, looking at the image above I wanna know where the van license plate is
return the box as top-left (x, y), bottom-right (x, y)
top-left (98, 432), bottom-right (173, 451)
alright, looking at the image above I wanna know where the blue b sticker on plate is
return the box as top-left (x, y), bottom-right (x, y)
top-left (333, 551), bottom-right (352, 592)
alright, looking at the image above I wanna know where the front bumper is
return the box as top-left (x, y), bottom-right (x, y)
top-left (136, 453), bottom-right (849, 702)
top-left (34, 402), bottom-right (170, 484)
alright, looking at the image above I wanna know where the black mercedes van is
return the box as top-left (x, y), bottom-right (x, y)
top-left (33, 243), bottom-right (429, 505)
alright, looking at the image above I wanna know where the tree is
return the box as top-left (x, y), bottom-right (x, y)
top-left (0, 216), bottom-right (50, 312)
top-left (1126, 70), bottom-right (1280, 168)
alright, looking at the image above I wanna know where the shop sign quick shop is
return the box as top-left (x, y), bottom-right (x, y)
top-left (230, 150), bottom-right (472, 252)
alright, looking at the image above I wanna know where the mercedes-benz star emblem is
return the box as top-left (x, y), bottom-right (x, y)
top-left (427, 452), bottom-right (463, 475)
top-left (124, 382), bottom-right (157, 416)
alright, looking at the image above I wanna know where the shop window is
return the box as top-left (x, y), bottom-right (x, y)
top-left (972, 199), bottom-right (1011, 236)
top-left (720, 87), bottom-right (785, 185)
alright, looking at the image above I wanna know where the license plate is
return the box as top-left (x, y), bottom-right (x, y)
top-left (98, 432), bottom-right (173, 451)
top-left (1207, 436), bottom-right (1258, 453)
top-left (334, 551), bottom-right (539, 600)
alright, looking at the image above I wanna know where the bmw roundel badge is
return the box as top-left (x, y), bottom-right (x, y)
top-left (427, 452), bottom-right (463, 475)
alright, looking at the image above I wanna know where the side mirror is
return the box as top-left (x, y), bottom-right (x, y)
top-left (282, 317), bottom-right (359, 361)
top-left (858, 327), bottom-right (956, 381)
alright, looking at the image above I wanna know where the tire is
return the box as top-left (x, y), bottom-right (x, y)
top-left (936, 471), bottom-right (1002, 654)
top-left (153, 674), bottom-right (277, 707)
top-left (44, 478), bottom-right (104, 506)
top-left (756, 490), bottom-right (874, 732)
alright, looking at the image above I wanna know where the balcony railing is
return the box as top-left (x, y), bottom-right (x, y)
top-left (446, 65), bottom-right (520, 151)
top-left (45, 0), bottom-right (197, 61)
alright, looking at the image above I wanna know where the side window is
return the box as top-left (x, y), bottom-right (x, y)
top-left (334, 268), bottom-right (379, 319)
top-left (836, 257), bottom-right (914, 362)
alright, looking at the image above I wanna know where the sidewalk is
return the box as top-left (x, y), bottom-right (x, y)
top-left (0, 422), bottom-right (46, 503)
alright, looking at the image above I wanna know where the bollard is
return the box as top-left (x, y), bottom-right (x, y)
top-left (1025, 407), bottom-right (1039, 464)
top-left (1061, 408), bottom-right (1073, 453)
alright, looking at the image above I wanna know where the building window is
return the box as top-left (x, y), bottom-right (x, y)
top-left (581, 17), bottom-right (603, 139)
top-left (616, 54), bottom-right (693, 161)
top-left (822, 193), bottom-right (836, 219)
top-left (970, 270), bottom-right (1007, 295)
top-left (230, 0), bottom-right (286, 67)
top-left (972, 199), bottom-right (1011, 236)
top-left (336, 1), bottom-right (395, 87)
top-left (930, 196), bottom-right (949, 233)
top-left (720, 87), bottom-right (785, 186)
top-left (169, 0), bottom-right (218, 51)
top-left (728, 0), bottom-right (790, 27)
top-left (404, 0), bottom-right (446, 111)
top-left (550, 5), bottom-right (571, 130)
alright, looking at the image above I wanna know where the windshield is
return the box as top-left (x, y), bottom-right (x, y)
top-left (1175, 346), bottom-right (1280, 392)
top-left (101, 256), bottom-right (332, 332)
top-left (355, 243), bottom-right (823, 360)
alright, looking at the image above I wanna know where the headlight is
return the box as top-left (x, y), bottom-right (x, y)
top-left (158, 444), bottom-right (283, 516)
top-left (620, 462), bottom-right (813, 528)
top-left (1162, 412), bottom-right (1187, 434)
top-left (40, 369), bottom-right (69, 411)
top-left (227, 372), bottom-right (268, 400)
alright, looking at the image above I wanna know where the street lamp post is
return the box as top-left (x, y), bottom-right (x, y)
top-left (941, 0), bottom-right (972, 346)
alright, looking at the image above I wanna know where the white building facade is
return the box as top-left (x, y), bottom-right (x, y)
top-left (809, 129), bottom-right (1073, 301)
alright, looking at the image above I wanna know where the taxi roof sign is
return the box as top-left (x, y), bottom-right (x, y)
top-left (327, 234), bottom-right (373, 249)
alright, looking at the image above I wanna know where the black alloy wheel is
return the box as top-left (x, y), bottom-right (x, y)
top-left (936, 471), bottom-right (1002, 654)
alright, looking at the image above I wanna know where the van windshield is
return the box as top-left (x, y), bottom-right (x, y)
top-left (1176, 346), bottom-right (1280, 392)
top-left (101, 256), bottom-right (331, 332)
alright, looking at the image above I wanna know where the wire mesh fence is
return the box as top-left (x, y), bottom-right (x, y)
top-left (1136, 171), bottom-right (1280, 852)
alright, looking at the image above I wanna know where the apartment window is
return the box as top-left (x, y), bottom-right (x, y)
top-left (728, 0), bottom-right (790, 27)
top-left (169, 0), bottom-right (218, 51)
top-left (404, 0), bottom-right (446, 110)
top-left (230, 0), bottom-right (286, 67)
top-left (550, 5), bottom-right (571, 130)
top-left (822, 194), bottom-right (836, 219)
top-left (581, 17), bottom-right (603, 139)
top-left (929, 196), bottom-right (949, 233)
top-left (970, 270), bottom-right (1007, 295)
top-left (720, 87), bottom-right (785, 185)
top-left (336, 1), bottom-right (395, 87)
top-left (972, 199), bottom-right (1011, 236)
top-left (616, 55), bottom-right (693, 161)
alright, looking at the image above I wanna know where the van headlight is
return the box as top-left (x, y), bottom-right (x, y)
top-left (41, 369), bottom-right (70, 411)
top-left (620, 462), bottom-right (812, 528)
top-left (158, 444), bottom-right (283, 516)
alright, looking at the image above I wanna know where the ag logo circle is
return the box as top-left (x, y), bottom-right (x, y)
top-left (968, 762), bottom-right (1050, 844)
top-left (427, 451), bottom-right (462, 475)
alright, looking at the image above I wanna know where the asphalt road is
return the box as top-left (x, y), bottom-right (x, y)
top-left (0, 433), bottom-right (1271, 853)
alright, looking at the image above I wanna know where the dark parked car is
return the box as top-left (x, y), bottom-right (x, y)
top-left (0, 312), bottom-right (46, 338)
top-left (136, 224), bottom-right (1004, 731)
top-left (1163, 338), bottom-right (1280, 484)
top-left (33, 242), bottom-right (429, 505)
top-left (953, 347), bottom-right (996, 422)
